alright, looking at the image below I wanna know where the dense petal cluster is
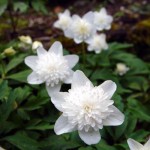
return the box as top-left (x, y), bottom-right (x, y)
top-left (51, 70), bottom-right (124, 145)
top-left (25, 41), bottom-right (79, 96)
top-left (86, 33), bottom-right (108, 53)
top-left (93, 8), bottom-right (113, 31)
top-left (64, 12), bottom-right (96, 43)
top-left (54, 9), bottom-right (72, 31)
top-left (127, 138), bottom-right (150, 150)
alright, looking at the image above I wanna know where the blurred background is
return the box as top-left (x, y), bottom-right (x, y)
top-left (0, 0), bottom-right (150, 59)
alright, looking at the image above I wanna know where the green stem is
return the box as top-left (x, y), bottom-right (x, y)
top-left (0, 58), bottom-right (6, 79)
top-left (82, 42), bottom-right (86, 66)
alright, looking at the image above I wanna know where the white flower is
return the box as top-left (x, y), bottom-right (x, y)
top-left (65, 11), bottom-right (96, 44)
top-left (86, 33), bottom-right (108, 53)
top-left (94, 8), bottom-right (113, 31)
top-left (127, 138), bottom-right (150, 150)
top-left (32, 41), bottom-right (43, 50)
top-left (51, 70), bottom-right (124, 145)
top-left (54, 9), bottom-right (72, 31)
top-left (25, 41), bottom-right (79, 96)
top-left (0, 146), bottom-right (5, 150)
top-left (19, 35), bottom-right (32, 44)
top-left (116, 63), bottom-right (129, 76)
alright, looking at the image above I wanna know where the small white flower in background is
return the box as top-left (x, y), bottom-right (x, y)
top-left (54, 9), bottom-right (72, 31)
top-left (127, 138), bottom-right (150, 150)
top-left (86, 33), bottom-right (108, 54)
top-left (51, 70), bottom-right (124, 145)
top-left (65, 11), bottom-right (96, 44)
top-left (0, 146), bottom-right (5, 150)
top-left (19, 35), bottom-right (32, 44)
top-left (25, 41), bottom-right (79, 96)
top-left (94, 7), bottom-right (113, 31)
top-left (116, 63), bottom-right (129, 76)
top-left (32, 41), bottom-right (43, 50)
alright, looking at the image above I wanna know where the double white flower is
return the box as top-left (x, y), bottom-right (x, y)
top-left (25, 41), bottom-right (79, 96)
top-left (93, 7), bottom-right (113, 31)
top-left (51, 70), bottom-right (124, 145)
top-left (65, 11), bottom-right (96, 44)
top-left (54, 9), bottom-right (72, 31)
top-left (127, 138), bottom-right (150, 150)
top-left (86, 33), bottom-right (108, 53)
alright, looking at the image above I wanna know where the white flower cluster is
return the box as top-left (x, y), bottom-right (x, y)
top-left (25, 41), bottom-right (124, 145)
top-left (54, 8), bottom-right (113, 54)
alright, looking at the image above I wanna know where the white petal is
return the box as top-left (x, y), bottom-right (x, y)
top-left (144, 138), bottom-right (150, 149)
top-left (64, 55), bottom-right (79, 68)
top-left (53, 21), bottom-right (59, 28)
top-left (100, 8), bottom-right (107, 14)
top-left (78, 129), bottom-right (101, 145)
top-left (64, 70), bottom-right (74, 84)
top-left (127, 138), bottom-right (143, 150)
top-left (51, 92), bottom-right (68, 111)
top-left (24, 56), bottom-right (38, 70)
top-left (46, 84), bottom-right (61, 97)
top-left (54, 115), bottom-right (76, 135)
top-left (64, 29), bottom-right (73, 38)
top-left (27, 72), bottom-right (44, 84)
top-left (64, 9), bottom-right (70, 16)
top-left (37, 46), bottom-right (47, 56)
top-left (49, 41), bottom-right (63, 55)
top-left (98, 80), bottom-right (117, 99)
top-left (74, 38), bottom-right (82, 44)
top-left (72, 14), bottom-right (80, 20)
top-left (83, 11), bottom-right (94, 23)
top-left (72, 70), bottom-right (93, 89)
top-left (103, 106), bottom-right (124, 126)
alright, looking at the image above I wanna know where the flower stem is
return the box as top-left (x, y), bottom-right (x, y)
top-left (82, 42), bottom-right (86, 66)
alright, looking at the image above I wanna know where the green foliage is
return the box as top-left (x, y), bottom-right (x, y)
top-left (0, 41), bottom-right (150, 149)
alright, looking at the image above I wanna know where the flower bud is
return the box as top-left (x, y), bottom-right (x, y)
top-left (3, 47), bottom-right (16, 56)
top-left (19, 35), bottom-right (32, 44)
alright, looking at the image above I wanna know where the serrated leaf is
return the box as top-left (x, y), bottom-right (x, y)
top-left (7, 70), bottom-right (31, 82)
top-left (5, 54), bottom-right (27, 73)
top-left (5, 132), bottom-right (40, 150)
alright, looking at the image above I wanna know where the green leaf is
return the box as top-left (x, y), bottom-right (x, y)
top-left (6, 54), bottom-right (27, 73)
top-left (31, 0), bottom-right (48, 14)
top-left (22, 96), bottom-right (49, 111)
top-left (108, 42), bottom-right (133, 51)
top-left (17, 108), bottom-right (30, 120)
top-left (5, 132), bottom-right (40, 150)
top-left (40, 135), bottom-right (80, 150)
top-left (114, 115), bottom-right (128, 140)
top-left (125, 115), bottom-right (137, 136)
top-left (127, 98), bottom-right (150, 122)
top-left (0, 80), bottom-right (10, 100)
top-left (0, 0), bottom-right (8, 15)
top-left (95, 140), bottom-right (117, 150)
top-left (91, 68), bottom-right (118, 82)
top-left (26, 122), bottom-right (54, 130)
top-left (13, 2), bottom-right (28, 13)
top-left (7, 70), bottom-right (31, 82)
top-left (129, 129), bottom-right (150, 142)
top-left (0, 91), bottom-right (17, 122)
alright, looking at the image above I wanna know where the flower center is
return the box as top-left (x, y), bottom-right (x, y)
top-left (35, 53), bottom-right (70, 86)
top-left (84, 104), bottom-right (92, 113)
top-left (62, 86), bottom-right (114, 132)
